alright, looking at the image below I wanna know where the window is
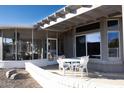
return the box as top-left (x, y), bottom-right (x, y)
top-left (76, 32), bottom-right (101, 59)
top-left (107, 20), bottom-right (120, 58)
top-left (3, 31), bottom-right (15, 60)
top-left (76, 22), bottom-right (100, 33)
top-left (108, 32), bottom-right (119, 57)
top-left (87, 32), bottom-right (101, 58)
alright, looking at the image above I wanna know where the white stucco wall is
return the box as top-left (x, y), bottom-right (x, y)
top-left (25, 62), bottom-right (82, 88)
top-left (26, 62), bottom-right (124, 88)
top-left (0, 59), bottom-right (57, 68)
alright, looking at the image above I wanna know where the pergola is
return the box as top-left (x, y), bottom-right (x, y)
top-left (36, 5), bottom-right (122, 32)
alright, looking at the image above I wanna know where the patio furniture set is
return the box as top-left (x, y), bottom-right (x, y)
top-left (57, 56), bottom-right (89, 76)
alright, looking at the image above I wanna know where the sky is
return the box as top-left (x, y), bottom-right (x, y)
top-left (87, 32), bottom-right (100, 42)
top-left (0, 5), bottom-right (65, 26)
top-left (108, 32), bottom-right (119, 42)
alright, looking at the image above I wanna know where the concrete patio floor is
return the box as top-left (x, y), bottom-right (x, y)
top-left (42, 64), bottom-right (124, 87)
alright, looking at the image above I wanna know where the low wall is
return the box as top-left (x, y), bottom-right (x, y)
top-left (88, 62), bottom-right (124, 73)
top-left (25, 62), bottom-right (84, 88)
top-left (88, 59), bottom-right (124, 73)
top-left (25, 63), bottom-right (124, 88)
top-left (0, 59), bottom-right (57, 68)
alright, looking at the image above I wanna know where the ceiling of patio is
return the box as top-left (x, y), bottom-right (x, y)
top-left (37, 5), bottom-right (122, 32)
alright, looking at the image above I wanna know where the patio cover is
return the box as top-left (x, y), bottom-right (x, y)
top-left (36, 5), bottom-right (122, 32)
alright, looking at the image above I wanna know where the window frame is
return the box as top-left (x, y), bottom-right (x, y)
top-left (107, 19), bottom-right (121, 59)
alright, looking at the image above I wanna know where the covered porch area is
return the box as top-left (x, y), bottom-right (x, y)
top-left (36, 5), bottom-right (124, 72)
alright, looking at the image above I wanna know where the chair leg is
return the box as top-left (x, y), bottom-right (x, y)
top-left (81, 68), bottom-right (84, 77)
top-left (86, 67), bottom-right (88, 76)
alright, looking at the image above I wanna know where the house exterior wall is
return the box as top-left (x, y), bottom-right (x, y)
top-left (63, 29), bottom-right (74, 58)
top-left (71, 17), bottom-right (124, 72)
top-left (122, 5), bottom-right (124, 62)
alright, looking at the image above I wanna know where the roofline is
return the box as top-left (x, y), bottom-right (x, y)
top-left (35, 5), bottom-right (83, 25)
top-left (37, 5), bottom-right (101, 29)
top-left (0, 25), bottom-right (34, 29)
top-left (35, 5), bottom-right (101, 29)
top-left (35, 5), bottom-right (66, 25)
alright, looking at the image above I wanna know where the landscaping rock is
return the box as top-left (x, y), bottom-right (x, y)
top-left (6, 69), bottom-right (17, 78)
top-left (9, 73), bottom-right (28, 80)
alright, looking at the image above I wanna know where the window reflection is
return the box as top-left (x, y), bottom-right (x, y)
top-left (87, 33), bottom-right (101, 58)
top-left (107, 20), bottom-right (119, 58)
top-left (3, 31), bottom-right (15, 60)
top-left (108, 32), bottom-right (119, 57)
top-left (76, 35), bottom-right (86, 57)
top-left (76, 32), bottom-right (101, 59)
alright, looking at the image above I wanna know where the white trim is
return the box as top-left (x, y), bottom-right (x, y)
top-left (47, 38), bottom-right (57, 40)
top-left (0, 31), bottom-right (3, 60)
top-left (47, 38), bottom-right (58, 59)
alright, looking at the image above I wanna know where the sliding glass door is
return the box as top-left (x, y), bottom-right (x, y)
top-left (87, 33), bottom-right (101, 58)
top-left (76, 35), bottom-right (86, 57)
top-left (47, 38), bottom-right (58, 60)
top-left (76, 32), bottom-right (101, 59)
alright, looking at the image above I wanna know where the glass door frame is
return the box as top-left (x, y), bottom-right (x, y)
top-left (47, 38), bottom-right (58, 60)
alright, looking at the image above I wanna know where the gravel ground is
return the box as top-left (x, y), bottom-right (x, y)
top-left (0, 68), bottom-right (42, 88)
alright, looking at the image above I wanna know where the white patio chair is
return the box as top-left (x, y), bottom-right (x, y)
top-left (57, 58), bottom-right (70, 75)
top-left (79, 56), bottom-right (89, 76)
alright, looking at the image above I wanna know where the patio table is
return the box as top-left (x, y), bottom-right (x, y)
top-left (61, 58), bottom-right (81, 72)
top-left (61, 58), bottom-right (81, 63)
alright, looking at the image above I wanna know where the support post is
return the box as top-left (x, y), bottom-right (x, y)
top-left (46, 31), bottom-right (48, 59)
top-left (32, 29), bottom-right (34, 60)
top-left (73, 27), bottom-right (76, 58)
top-left (15, 28), bottom-right (18, 60)
top-left (100, 17), bottom-right (108, 61)
top-left (0, 30), bottom-right (3, 60)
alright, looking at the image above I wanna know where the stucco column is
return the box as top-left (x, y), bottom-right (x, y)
top-left (73, 27), bottom-right (76, 57)
top-left (46, 30), bottom-right (48, 59)
top-left (15, 28), bottom-right (18, 60)
top-left (32, 29), bottom-right (34, 60)
top-left (0, 30), bottom-right (3, 60)
top-left (100, 17), bottom-right (108, 61)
